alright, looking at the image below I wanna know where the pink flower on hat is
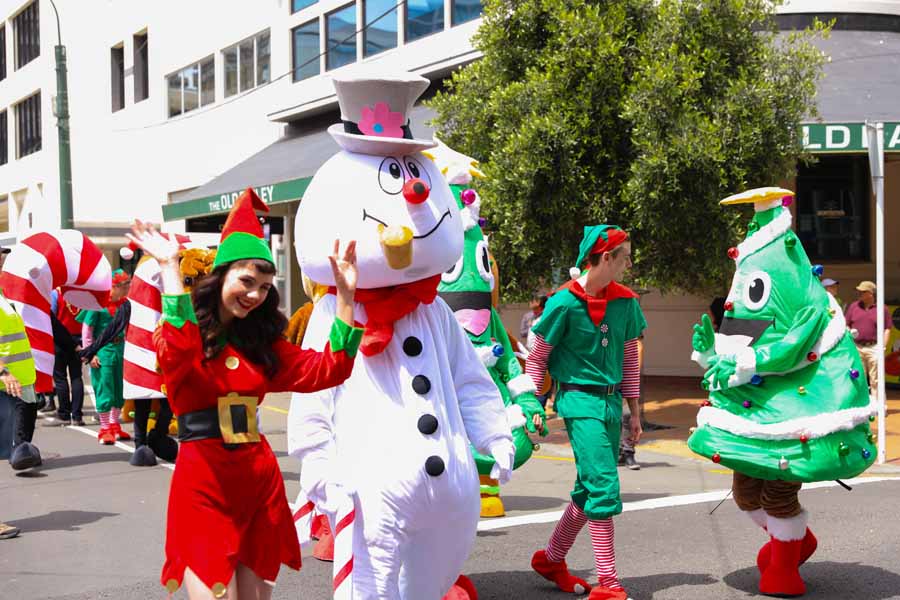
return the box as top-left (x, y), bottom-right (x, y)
top-left (358, 102), bottom-right (405, 138)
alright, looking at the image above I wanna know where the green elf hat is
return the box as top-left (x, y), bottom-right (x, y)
top-left (212, 188), bottom-right (274, 268)
top-left (574, 224), bottom-right (629, 271)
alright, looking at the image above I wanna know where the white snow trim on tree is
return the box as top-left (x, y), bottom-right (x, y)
top-left (767, 510), bottom-right (808, 542)
top-left (460, 191), bottom-right (481, 232)
top-left (507, 373), bottom-right (537, 398)
top-left (725, 346), bottom-right (758, 388)
top-left (476, 345), bottom-right (500, 368)
top-left (735, 208), bottom-right (793, 265)
top-left (506, 404), bottom-right (527, 430)
top-left (696, 396), bottom-right (877, 441)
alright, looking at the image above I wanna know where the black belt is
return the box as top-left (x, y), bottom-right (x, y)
top-left (560, 382), bottom-right (622, 396)
top-left (177, 401), bottom-right (260, 449)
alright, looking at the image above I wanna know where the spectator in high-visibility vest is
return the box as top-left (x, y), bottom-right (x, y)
top-left (0, 285), bottom-right (42, 471)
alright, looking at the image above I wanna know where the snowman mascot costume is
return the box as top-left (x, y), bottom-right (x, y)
top-left (288, 72), bottom-right (515, 600)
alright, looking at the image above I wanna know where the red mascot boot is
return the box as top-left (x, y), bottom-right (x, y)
top-left (759, 535), bottom-right (806, 597)
top-left (442, 575), bottom-right (478, 600)
top-left (312, 516), bottom-right (334, 562)
top-left (531, 549), bottom-right (591, 594)
top-left (757, 528), bottom-right (817, 573)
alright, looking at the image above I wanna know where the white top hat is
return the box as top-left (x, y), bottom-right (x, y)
top-left (328, 71), bottom-right (438, 155)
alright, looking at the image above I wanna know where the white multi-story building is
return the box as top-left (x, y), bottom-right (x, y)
top-left (1, 0), bottom-right (898, 376)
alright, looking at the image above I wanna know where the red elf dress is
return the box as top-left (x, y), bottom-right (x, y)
top-left (155, 293), bottom-right (362, 595)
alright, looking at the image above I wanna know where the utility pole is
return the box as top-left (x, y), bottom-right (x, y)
top-left (49, 0), bottom-right (73, 229)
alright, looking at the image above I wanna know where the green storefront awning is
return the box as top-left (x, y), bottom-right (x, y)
top-left (802, 122), bottom-right (900, 154)
top-left (162, 177), bottom-right (311, 221)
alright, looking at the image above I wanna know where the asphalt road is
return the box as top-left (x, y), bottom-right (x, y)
top-left (4, 394), bottom-right (899, 600)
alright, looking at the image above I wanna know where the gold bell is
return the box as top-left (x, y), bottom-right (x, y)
top-left (798, 386), bottom-right (807, 395)
top-left (225, 356), bottom-right (240, 370)
top-left (212, 582), bottom-right (227, 598)
top-left (165, 579), bottom-right (179, 594)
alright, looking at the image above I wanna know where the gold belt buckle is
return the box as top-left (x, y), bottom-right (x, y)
top-left (217, 392), bottom-right (260, 444)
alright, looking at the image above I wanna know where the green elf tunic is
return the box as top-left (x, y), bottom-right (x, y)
top-left (532, 284), bottom-right (646, 519)
top-left (78, 303), bottom-right (126, 413)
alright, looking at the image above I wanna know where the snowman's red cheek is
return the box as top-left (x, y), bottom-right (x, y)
top-left (403, 179), bottom-right (430, 204)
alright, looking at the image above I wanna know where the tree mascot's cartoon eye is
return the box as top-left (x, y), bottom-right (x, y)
top-left (742, 271), bottom-right (772, 311)
top-left (475, 241), bottom-right (494, 287)
top-left (378, 157), bottom-right (405, 195)
top-left (442, 255), bottom-right (464, 284)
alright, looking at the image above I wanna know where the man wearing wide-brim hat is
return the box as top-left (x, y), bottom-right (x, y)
top-left (844, 280), bottom-right (891, 395)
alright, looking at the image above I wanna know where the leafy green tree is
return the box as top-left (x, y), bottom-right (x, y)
top-left (428, 0), bottom-right (827, 298)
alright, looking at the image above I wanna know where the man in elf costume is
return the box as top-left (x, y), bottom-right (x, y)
top-left (526, 225), bottom-right (644, 600)
top-left (78, 269), bottom-right (132, 445)
top-left (428, 140), bottom-right (547, 517)
top-left (688, 187), bottom-right (876, 597)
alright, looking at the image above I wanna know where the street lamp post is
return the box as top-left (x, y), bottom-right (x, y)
top-left (49, 0), bottom-right (73, 229)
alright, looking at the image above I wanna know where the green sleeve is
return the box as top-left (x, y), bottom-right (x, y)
top-left (329, 318), bottom-right (364, 358)
top-left (625, 298), bottom-right (647, 341)
top-left (75, 309), bottom-right (94, 326)
top-left (161, 294), bottom-right (197, 330)
top-left (532, 295), bottom-right (568, 347)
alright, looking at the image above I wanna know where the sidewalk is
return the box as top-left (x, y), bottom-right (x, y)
top-left (543, 376), bottom-right (900, 467)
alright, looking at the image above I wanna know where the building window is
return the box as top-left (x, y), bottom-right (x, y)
top-left (795, 155), bottom-right (869, 261)
top-left (0, 110), bottom-right (7, 166)
top-left (111, 44), bottom-right (125, 112)
top-left (133, 32), bottom-right (149, 103)
top-left (451, 0), bottom-right (482, 25)
top-left (0, 26), bottom-right (6, 81)
top-left (326, 4), bottom-right (356, 71)
top-left (364, 0), bottom-right (398, 57)
top-left (292, 0), bottom-right (318, 13)
top-left (0, 196), bottom-right (7, 233)
top-left (14, 1), bottom-right (40, 69)
top-left (292, 20), bottom-right (320, 82)
top-left (16, 92), bottom-right (41, 158)
top-left (223, 30), bottom-right (271, 98)
top-left (167, 57), bottom-right (214, 118)
top-left (406, 0), bottom-right (444, 42)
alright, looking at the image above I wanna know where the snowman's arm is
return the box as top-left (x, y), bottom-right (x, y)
top-left (752, 305), bottom-right (830, 374)
top-left (439, 299), bottom-right (513, 454)
top-left (287, 295), bottom-right (341, 502)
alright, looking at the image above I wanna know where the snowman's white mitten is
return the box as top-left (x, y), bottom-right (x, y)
top-left (488, 439), bottom-right (516, 484)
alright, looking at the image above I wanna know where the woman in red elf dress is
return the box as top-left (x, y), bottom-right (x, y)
top-left (127, 189), bottom-right (361, 600)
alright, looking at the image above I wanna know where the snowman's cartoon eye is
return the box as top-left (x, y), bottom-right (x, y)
top-left (475, 241), bottom-right (494, 288)
top-left (442, 255), bottom-right (464, 284)
top-left (403, 156), bottom-right (432, 187)
top-left (742, 271), bottom-right (771, 311)
top-left (378, 157), bottom-right (405, 195)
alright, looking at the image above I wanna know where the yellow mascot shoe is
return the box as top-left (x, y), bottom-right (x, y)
top-left (480, 495), bottom-right (505, 518)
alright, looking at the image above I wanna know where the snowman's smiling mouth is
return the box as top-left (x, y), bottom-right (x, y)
top-left (362, 209), bottom-right (452, 239)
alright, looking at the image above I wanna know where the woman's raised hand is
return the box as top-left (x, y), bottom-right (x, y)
top-left (329, 239), bottom-right (358, 300)
top-left (125, 220), bottom-right (180, 265)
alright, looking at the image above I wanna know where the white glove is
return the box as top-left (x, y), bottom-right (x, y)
top-left (488, 439), bottom-right (515, 484)
top-left (308, 480), bottom-right (351, 517)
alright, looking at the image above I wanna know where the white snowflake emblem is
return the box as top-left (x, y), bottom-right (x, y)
top-left (601, 338), bottom-right (609, 347)
top-left (600, 324), bottom-right (609, 333)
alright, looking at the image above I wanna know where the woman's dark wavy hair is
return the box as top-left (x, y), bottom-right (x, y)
top-left (192, 259), bottom-right (287, 378)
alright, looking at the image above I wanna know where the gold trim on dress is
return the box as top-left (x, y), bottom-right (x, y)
top-left (217, 392), bottom-right (260, 444)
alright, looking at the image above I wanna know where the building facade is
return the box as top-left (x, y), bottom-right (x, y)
top-left (0, 0), bottom-right (897, 375)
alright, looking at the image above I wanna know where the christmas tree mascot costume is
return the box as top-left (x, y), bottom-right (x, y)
top-left (427, 140), bottom-right (546, 518)
top-left (288, 72), bottom-right (514, 600)
top-left (688, 187), bottom-right (876, 597)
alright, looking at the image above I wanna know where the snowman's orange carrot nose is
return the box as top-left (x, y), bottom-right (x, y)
top-left (403, 178), bottom-right (430, 204)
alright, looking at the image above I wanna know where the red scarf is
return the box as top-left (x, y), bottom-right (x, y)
top-left (329, 275), bottom-right (441, 356)
top-left (106, 296), bottom-right (127, 317)
top-left (559, 279), bottom-right (638, 326)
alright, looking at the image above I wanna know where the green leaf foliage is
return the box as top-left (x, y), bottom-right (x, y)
top-left (427, 0), bottom-right (828, 299)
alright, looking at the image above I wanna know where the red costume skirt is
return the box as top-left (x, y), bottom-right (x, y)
top-left (160, 436), bottom-right (301, 592)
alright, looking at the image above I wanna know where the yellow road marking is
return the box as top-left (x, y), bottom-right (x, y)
top-left (532, 454), bottom-right (575, 462)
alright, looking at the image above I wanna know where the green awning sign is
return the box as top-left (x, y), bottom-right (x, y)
top-left (162, 177), bottom-right (311, 221)
top-left (802, 122), bottom-right (900, 153)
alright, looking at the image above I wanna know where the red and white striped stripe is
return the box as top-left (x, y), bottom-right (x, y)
top-left (589, 517), bottom-right (622, 590)
top-left (0, 231), bottom-right (111, 392)
top-left (123, 235), bottom-right (197, 399)
top-left (621, 338), bottom-right (640, 398)
top-left (525, 334), bottom-right (553, 391)
top-left (332, 496), bottom-right (355, 600)
top-left (546, 501), bottom-right (588, 562)
top-left (124, 258), bottom-right (165, 399)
